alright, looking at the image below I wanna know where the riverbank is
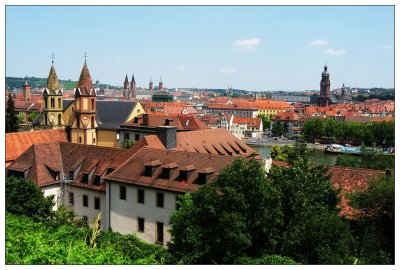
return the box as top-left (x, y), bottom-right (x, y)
top-left (244, 138), bottom-right (326, 150)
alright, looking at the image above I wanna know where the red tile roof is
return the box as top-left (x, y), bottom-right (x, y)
top-left (271, 111), bottom-right (300, 121)
top-left (105, 147), bottom-right (237, 193)
top-left (140, 128), bottom-right (258, 158)
top-left (7, 142), bottom-right (131, 191)
top-left (6, 130), bottom-right (68, 165)
top-left (232, 117), bottom-right (262, 128)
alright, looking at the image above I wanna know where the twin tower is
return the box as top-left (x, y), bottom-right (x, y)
top-left (123, 74), bottom-right (164, 100)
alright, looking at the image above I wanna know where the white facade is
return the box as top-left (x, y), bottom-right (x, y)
top-left (106, 181), bottom-right (180, 247)
top-left (42, 184), bottom-right (60, 210)
top-left (66, 186), bottom-right (106, 227)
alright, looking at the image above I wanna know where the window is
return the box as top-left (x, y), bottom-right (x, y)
top-left (137, 189), bottom-right (144, 204)
top-left (137, 217), bottom-right (145, 232)
top-left (58, 114), bottom-right (62, 125)
top-left (125, 133), bottom-right (130, 140)
top-left (119, 185), bottom-right (126, 200)
top-left (83, 195), bottom-right (88, 207)
top-left (135, 134), bottom-right (140, 141)
top-left (79, 137), bottom-right (82, 143)
top-left (156, 222), bottom-right (164, 244)
top-left (68, 192), bottom-right (74, 205)
top-left (81, 174), bottom-right (89, 184)
top-left (156, 192), bottom-right (164, 208)
top-left (93, 175), bottom-right (101, 186)
top-left (50, 98), bottom-right (55, 108)
top-left (58, 98), bottom-right (62, 108)
top-left (144, 165), bottom-right (156, 177)
top-left (91, 99), bottom-right (94, 110)
top-left (69, 171), bottom-right (74, 181)
top-left (94, 197), bottom-right (100, 210)
top-left (161, 168), bottom-right (171, 179)
top-left (196, 173), bottom-right (209, 185)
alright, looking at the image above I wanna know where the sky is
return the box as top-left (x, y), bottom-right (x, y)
top-left (5, 5), bottom-right (394, 91)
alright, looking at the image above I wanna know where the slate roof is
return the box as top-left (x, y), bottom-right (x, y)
top-left (63, 99), bottom-right (74, 109)
top-left (7, 142), bottom-right (132, 191)
top-left (105, 147), bottom-right (237, 193)
top-left (6, 130), bottom-right (68, 165)
top-left (96, 100), bottom-right (139, 130)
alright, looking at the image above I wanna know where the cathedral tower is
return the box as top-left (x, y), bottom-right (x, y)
top-left (130, 74), bottom-right (136, 99)
top-left (123, 74), bottom-right (130, 99)
top-left (149, 77), bottom-right (154, 91)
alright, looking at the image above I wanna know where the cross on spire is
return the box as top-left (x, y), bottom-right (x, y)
top-left (84, 52), bottom-right (87, 63)
top-left (51, 53), bottom-right (55, 64)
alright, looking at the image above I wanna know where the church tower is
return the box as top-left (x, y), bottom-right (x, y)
top-left (123, 74), bottom-right (130, 99)
top-left (40, 58), bottom-right (64, 128)
top-left (23, 76), bottom-right (31, 101)
top-left (149, 77), bottom-right (154, 91)
top-left (319, 64), bottom-right (331, 107)
top-left (341, 83), bottom-right (346, 99)
top-left (159, 76), bottom-right (163, 91)
top-left (130, 74), bottom-right (136, 99)
top-left (70, 58), bottom-right (98, 145)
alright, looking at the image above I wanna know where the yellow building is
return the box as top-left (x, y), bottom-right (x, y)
top-left (253, 101), bottom-right (293, 119)
top-left (95, 100), bottom-right (145, 147)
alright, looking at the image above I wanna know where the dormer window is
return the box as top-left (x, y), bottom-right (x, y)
top-left (178, 165), bottom-right (195, 183)
top-left (81, 174), bottom-right (89, 184)
top-left (144, 160), bottom-right (161, 177)
top-left (161, 163), bottom-right (177, 180)
top-left (195, 167), bottom-right (214, 185)
top-left (92, 175), bottom-right (101, 186)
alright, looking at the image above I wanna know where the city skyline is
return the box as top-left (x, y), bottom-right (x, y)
top-left (6, 5), bottom-right (394, 91)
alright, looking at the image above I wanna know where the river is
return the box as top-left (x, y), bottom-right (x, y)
top-left (250, 145), bottom-right (357, 166)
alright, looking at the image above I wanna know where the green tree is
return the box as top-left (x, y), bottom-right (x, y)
top-left (5, 176), bottom-right (54, 221)
top-left (17, 113), bottom-right (25, 124)
top-left (121, 139), bottom-right (136, 149)
top-left (271, 122), bottom-right (284, 137)
top-left (257, 114), bottom-right (270, 130)
top-left (270, 145), bottom-right (286, 161)
top-left (347, 175), bottom-right (394, 263)
top-left (28, 111), bottom-right (40, 123)
top-left (6, 93), bottom-right (19, 133)
top-left (267, 159), bottom-right (354, 264)
top-left (169, 158), bottom-right (283, 264)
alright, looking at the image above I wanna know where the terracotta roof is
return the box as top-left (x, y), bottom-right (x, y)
top-left (207, 103), bottom-right (258, 111)
top-left (232, 117), bottom-right (262, 128)
top-left (140, 128), bottom-right (258, 158)
top-left (6, 130), bottom-right (68, 165)
top-left (105, 147), bottom-right (237, 193)
top-left (271, 111), bottom-right (300, 121)
top-left (7, 142), bottom-right (131, 191)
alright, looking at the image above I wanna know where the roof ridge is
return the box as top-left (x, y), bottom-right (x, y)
top-left (329, 165), bottom-right (385, 173)
top-left (140, 146), bottom-right (238, 160)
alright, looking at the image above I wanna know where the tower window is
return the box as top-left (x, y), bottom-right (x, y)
top-left (58, 98), bottom-right (62, 108)
top-left (58, 114), bottom-right (62, 125)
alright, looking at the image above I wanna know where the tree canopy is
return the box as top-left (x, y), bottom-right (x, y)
top-left (6, 93), bottom-right (19, 133)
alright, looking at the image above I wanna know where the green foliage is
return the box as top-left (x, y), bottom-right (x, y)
top-left (6, 93), bottom-right (20, 133)
top-left (257, 114), bottom-right (270, 130)
top-left (6, 176), bottom-right (54, 221)
top-left (347, 175), bottom-right (394, 263)
top-left (301, 118), bottom-right (394, 147)
top-left (235, 254), bottom-right (298, 265)
top-left (28, 111), bottom-right (40, 123)
top-left (17, 113), bottom-right (26, 124)
top-left (169, 158), bottom-right (283, 264)
top-left (270, 142), bottom-right (310, 164)
top-left (271, 122), bottom-right (284, 137)
top-left (268, 159), bottom-right (353, 264)
top-left (6, 213), bottom-right (171, 264)
top-left (89, 212), bottom-right (102, 249)
top-left (270, 145), bottom-right (286, 161)
top-left (121, 139), bottom-right (136, 149)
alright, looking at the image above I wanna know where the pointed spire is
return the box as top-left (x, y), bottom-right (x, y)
top-left (124, 74), bottom-right (129, 84)
top-left (24, 75), bottom-right (30, 86)
top-left (131, 74), bottom-right (135, 83)
top-left (47, 60), bottom-right (60, 91)
top-left (77, 62), bottom-right (93, 93)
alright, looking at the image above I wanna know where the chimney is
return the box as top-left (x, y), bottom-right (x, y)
top-left (143, 114), bottom-right (149, 126)
top-left (156, 126), bottom-right (177, 149)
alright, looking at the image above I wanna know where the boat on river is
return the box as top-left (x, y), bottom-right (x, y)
top-left (325, 144), bottom-right (394, 155)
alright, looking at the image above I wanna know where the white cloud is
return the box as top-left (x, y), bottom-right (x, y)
top-left (175, 64), bottom-right (186, 71)
top-left (221, 67), bottom-right (238, 73)
top-left (323, 49), bottom-right (347, 55)
top-left (382, 45), bottom-right (392, 49)
top-left (234, 38), bottom-right (260, 51)
top-left (310, 39), bottom-right (328, 46)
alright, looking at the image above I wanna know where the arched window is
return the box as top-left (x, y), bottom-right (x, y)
top-left (79, 137), bottom-right (82, 143)
top-left (58, 114), bottom-right (62, 125)
top-left (93, 138), bottom-right (96, 144)
top-left (91, 99), bottom-right (94, 110)
top-left (58, 98), bottom-right (62, 109)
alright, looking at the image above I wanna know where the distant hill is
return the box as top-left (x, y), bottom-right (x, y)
top-left (5, 77), bottom-right (116, 90)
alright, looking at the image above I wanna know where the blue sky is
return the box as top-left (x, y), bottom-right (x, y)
top-left (6, 6), bottom-right (394, 91)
